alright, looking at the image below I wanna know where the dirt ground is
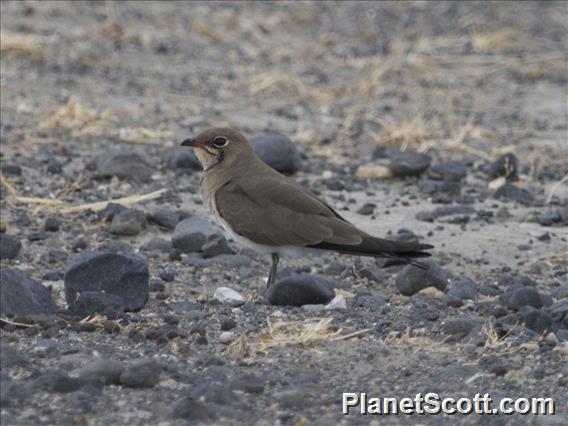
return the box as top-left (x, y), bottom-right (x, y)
top-left (1, 1), bottom-right (567, 425)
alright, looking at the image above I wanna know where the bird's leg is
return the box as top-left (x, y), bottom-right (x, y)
top-left (267, 253), bottom-right (279, 288)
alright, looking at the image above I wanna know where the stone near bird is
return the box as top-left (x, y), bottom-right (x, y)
top-left (181, 128), bottom-right (433, 288)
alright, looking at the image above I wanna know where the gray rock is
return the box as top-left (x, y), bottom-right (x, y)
top-left (166, 147), bottom-right (201, 171)
top-left (79, 359), bottom-right (124, 385)
top-left (202, 235), bottom-right (234, 257)
top-left (416, 205), bottom-right (476, 222)
top-left (448, 277), bottom-right (478, 301)
top-left (556, 329), bottom-right (568, 341)
top-left (184, 254), bottom-right (251, 268)
top-left (265, 274), bottom-right (335, 306)
top-left (69, 291), bottom-right (125, 318)
top-left (149, 208), bottom-right (179, 230)
top-left (0, 269), bottom-right (57, 316)
top-left (108, 209), bottom-right (146, 236)
top-left (64, 251), bottom-right (149, 311)
top-left (96, 151), bottom-right (153, 182)
top-left (172, 216), bottom-right (224, 253)
top-left (213, 287), bottom-right (245, 306)
top-left (34, 370), bottom-right (98, 394)
top-left (171, 397), bottom-right (215, 421)
top-left (389, 151), bottom-right (431, 177)
top-left (324, 295), bottom-right (347, 311)
top-left (395, 261), bottom-right (450, 296)
top-left (140, 237), bottom-right (172, 252)
top-left (520, 306), bottom-right (552, 334)
top-left (538, 210), bottom-right (562, 226)
top-left (418, 179), bottom-right (461, 196)
top-left (443, 317), bottom-right (483, 336)
top-left (502, 286), bottom-right (543, 311)
top-left (250, 132), bottom-right (302, 174)
top-left (494, 183), bottom-right (534, 206)
top-left (0, 345), bottom-right (29, 369)
top-left (119, 359), bottom-right (161, 388)
top-left (274, 387), bottom-right (313, 409)
top-left (548, 301), bottom-right (568, 328)
top-left (231, 373), bottom-right (265, 394)
top-left (0, 376), bottom-right (31, 407)
top-left (0, 234), bottom-right (21, 260)
top-left (353, 293), bottom-right (387, 312)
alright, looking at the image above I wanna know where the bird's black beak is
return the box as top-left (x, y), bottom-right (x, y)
top-left (181, 138), bottom-right (197, 147)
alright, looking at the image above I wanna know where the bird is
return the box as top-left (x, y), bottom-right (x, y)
top-left (181, 128), bottom-right (433, 288)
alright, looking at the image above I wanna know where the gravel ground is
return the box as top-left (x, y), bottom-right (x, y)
top-left (1, 1), bottom-right (567, 425)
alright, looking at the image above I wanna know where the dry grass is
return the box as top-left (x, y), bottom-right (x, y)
top-left (227, 317), bottom-right (341, 358)
top-left (59, 188), bottom-right (168, 214)
top-left (383, 327), bottom-right (452, 354)
top-left (0, 31), bottom-right (46, 62)
top-left (1, 171), bottom-right (167, 214)
top-left (471, 28), bottom-right (521, 52)
top-left (373, 116), bottom-right (440, 151)
top-left (39, 97), bottom-right (112, 137)
top-left (115, 127), bottom-right (174, 145)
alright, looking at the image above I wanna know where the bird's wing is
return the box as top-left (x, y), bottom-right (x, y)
top-left (215, 176), bottom-right (364, 247)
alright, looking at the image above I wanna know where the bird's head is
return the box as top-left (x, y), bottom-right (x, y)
top-left (181, 127), bottom-right (253, 171)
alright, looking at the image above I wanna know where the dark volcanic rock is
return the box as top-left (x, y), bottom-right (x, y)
top-left (69, 291), bottom-right (125, 318)
top-left (119, 359), bottom-right (161, 388)
top-left (44, 217), bottom-right (61, 232)
top-left (549, 301), bottom-right (568, 328)
top-left (64, 251), bottom-right (149, 311)
top-left (149, 208), bottom-right (179, 230)
top-left (97, 203), bottom-right (127, 222)
top-left (250, 132), bottom-right (302, 174)
top-left (418, 179), bottom-right (461, 196)
top-left (395, 261), bottom-right (450, 296)
top-left (108, 209), bottom-right (146, 236)
top-left (172, 216), bottom-right (224, 253)
top-left (501, 286), bottom-right (543, 311)
top-left (486, 153), bottom-right (519, 181)
top-left (0, 269), bottom-right (57, 316)
top-left (389, 151), bottom-right (431, 177)
top-left (494, 183), bottom-right (534, 206)
top-left (0, 163), bottom-right (22, 176)
top-left (0, 234), bottom-right (21, 260)
top-left (448, 277), bottom-right (478, 301)
top-left (265, 274), bottom-right (335, 306)
top-left (520, 306), bottom-right (553, 334)
top-left (428, 161), bottom-right (468, 181)
top-left (96, 151), bottom-right (153, 182)
top-left (356, 203), bottom-right (376, 215)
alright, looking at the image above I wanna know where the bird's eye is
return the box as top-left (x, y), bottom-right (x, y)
top-left (212, 137), bottom-right (228, 148)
